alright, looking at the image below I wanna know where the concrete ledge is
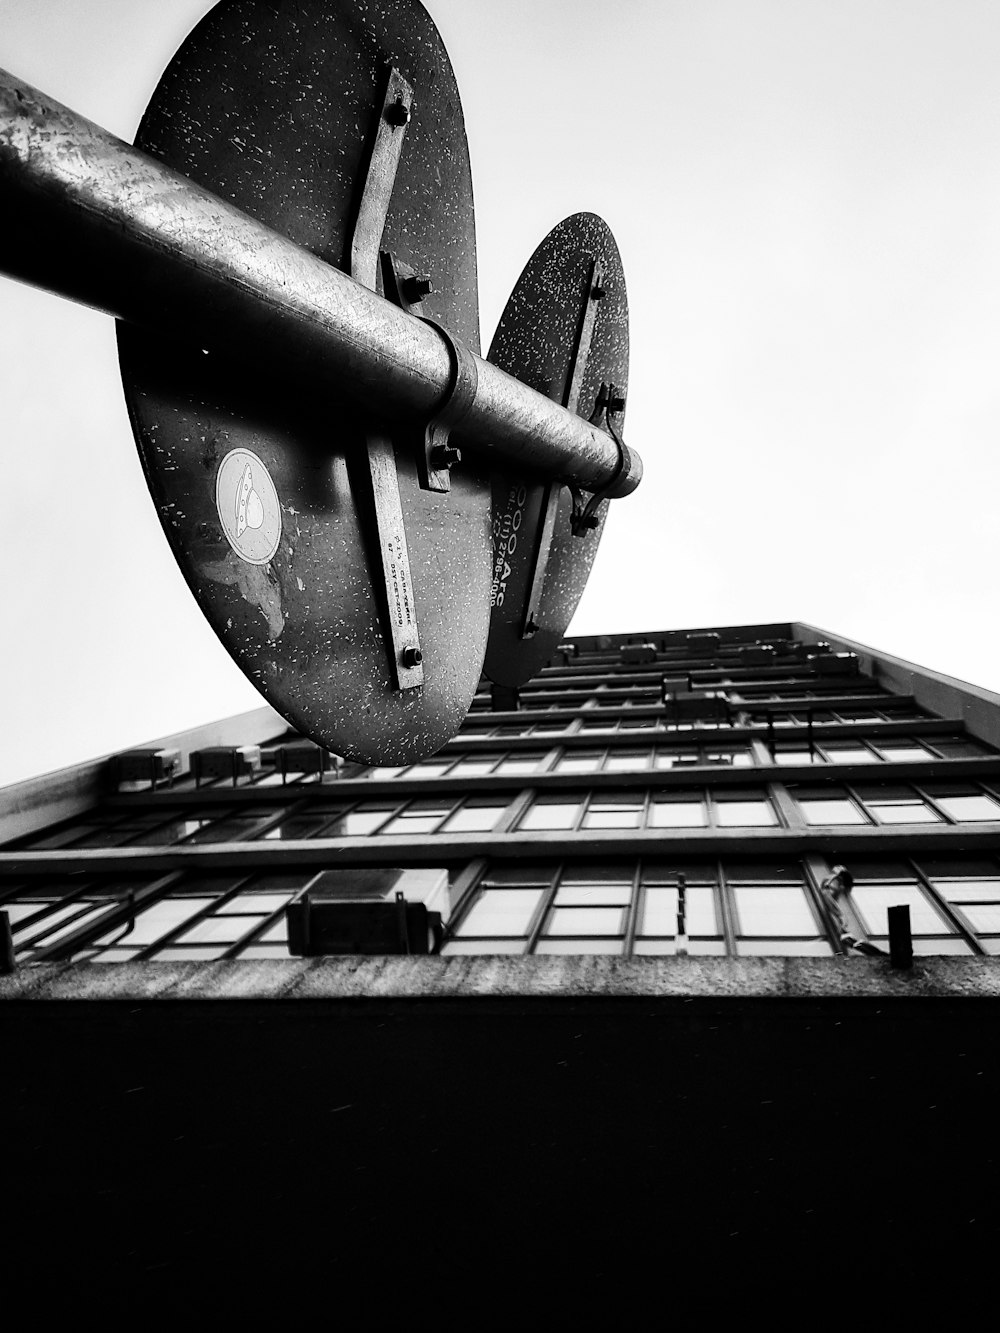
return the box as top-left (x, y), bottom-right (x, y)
top-left (4, 954), bottom-right (1000, 1002)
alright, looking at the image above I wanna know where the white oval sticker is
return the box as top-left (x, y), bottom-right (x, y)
top-left (216, 448), bottom-right (282, 565)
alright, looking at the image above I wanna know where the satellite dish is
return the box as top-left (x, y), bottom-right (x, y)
top-left (0, 3), bottom-right (644, 763)
top-left (484, 213), bottom-right (629, 687)
top-left (117, 0), bottom-right (490, 763)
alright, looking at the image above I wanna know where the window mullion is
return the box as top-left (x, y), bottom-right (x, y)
top-left (525, 864), bottom-right (563, 954)
top-left (716, 860), bottom-right (737, 956)
top-left (623, 860), bottom-right (642, 959)
top-left (493, 788), bottom-right (534, 834)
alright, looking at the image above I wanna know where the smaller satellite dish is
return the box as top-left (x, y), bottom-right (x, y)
top-left (484, 213), bottom-right (630, 687)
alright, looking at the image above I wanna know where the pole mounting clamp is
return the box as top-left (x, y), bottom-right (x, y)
top-left (418, 317), bottom-right (479, 492)
top-left (569, 381), bottom-right (629, 535)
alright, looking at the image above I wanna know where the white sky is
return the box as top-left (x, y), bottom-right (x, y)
top-left (2, 0), bottom-right (999, 785)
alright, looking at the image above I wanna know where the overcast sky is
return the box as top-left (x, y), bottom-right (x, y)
top-left (2, 0), bottom-right (1000, 786)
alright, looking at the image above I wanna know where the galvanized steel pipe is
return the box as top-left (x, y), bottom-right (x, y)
top-left (0, 69), bottom-right (642, 497)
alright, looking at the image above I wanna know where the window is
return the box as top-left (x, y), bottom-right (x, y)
top-left (726, 862), bottom-right (831, 956)
top-left (519, 797), bottom-right (583, 831)
top-left (440, 800), bottom-right (507, 833)
top-left (851, 884), bottom-right (951, 937)
top-left (452, 887), bottom-right (544, 940)
top-left (582, 795), bottom-right (645, 830)
top-left (449, 755), bottom-right (503, 777)
top-left (556, 751), bottom-right (605, 774)
top-left (406, 760), bottom-right (454, 778)
top-left (732, 886), bottom-right (818, 935)
top-left (931, 794), bottom-right (1000, 822)
top-left (381, 800), bottom-right (454, 834)
top-left (648, 797), bottom-right (707, 828)
top-left (931, 738), bottom-right (994, 758)
top-left (654, 750), bottom-right (699, 769)
top-left (713, 796), bottom-right (776, 827)
top-left (640, 886), bottom-right (718, 936)
top-left (874, 742), bottom-right (932, 762)
top-left (866, 799), bottom-right (940, 825)
top-left (821, 743), bottom-right (879, 765)
top-left (795, 791), bottom-right (868, 825)
top-left (772, 747), bottom-right (819, 767)
top-left (494, 754), bottom-right (547, 777)
top-left (329, 803), bottom-right (396, 835)
top-left (603, 750), bottom-right (652, 772)
top-left (916, 856), bottom-right (1000, 951)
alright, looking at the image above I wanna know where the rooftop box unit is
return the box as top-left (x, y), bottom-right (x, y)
top-left (662, 690), bottom-right (731, 725)
top-left (621, 642), bottom-right (657, 665)
top-left (686, 632), bottom-right (720, 657)
top-left (192, 745), bottom-right (261, 786)
top-left (263, 739), bottom-right (338, 782)
top-left (739, 644), bottom-right (776, 667)
top-left (114, 747), bottom-right (180, 789)
top-left (661, 674), bottom-right (692, 694)
top-left (811, 652), bottom-right (859, 677)
top-left (287, 868), bottom-right (449, 956)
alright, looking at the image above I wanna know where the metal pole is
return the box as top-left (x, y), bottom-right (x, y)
top-left (0, 69), bottom-right (642, 498)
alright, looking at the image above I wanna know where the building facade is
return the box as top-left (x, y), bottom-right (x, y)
top-left (3, 620), bottom-right (1000, 1307)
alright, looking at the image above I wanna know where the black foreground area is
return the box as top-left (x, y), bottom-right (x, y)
top-left (3, 996), bottom-right (999, 1314)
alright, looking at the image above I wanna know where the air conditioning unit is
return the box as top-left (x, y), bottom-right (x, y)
top-left (286, 868), bottom-right (449, 956)
top-left (621, 641), bottom-right (657, 665)
top-left (263, 739), bottom-right (339, 782)
top-left (686, 632), bottom-right (720, 657)
top-left (811, 652), bottom-right (859, 677)
top-left (192, 745), bottom-right (262, 786)
top-left (662, 690), bottom-right (731, 725)
top-left (114, 747), bottom-right (180, 789)
top-left (739, 644), bottom-right (776, 667)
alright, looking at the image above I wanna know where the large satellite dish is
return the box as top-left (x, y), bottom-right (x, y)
top-left (0, 0), bottom-right (644, 763)
top-left (119, 0), bottom-right (488, 764)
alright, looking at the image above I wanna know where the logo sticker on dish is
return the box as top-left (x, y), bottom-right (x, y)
top-left (216, 448), bottom-right (282, 565)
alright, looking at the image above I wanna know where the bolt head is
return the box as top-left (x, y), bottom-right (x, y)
top-left (385, 98), bottom-right (410, 127)
top-left (402, 275), bottom-right (432, 302)
top-left (430, 444), bottom-right (461, 470)
top-left (401, 646), bottom-right (423, 668)
top-left (591, 283), bottom-right (606, 300)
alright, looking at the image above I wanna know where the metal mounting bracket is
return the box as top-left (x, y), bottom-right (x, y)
top-left (348, 66), bottom-right (423, 690)
top-left (350, 67), bottom-right (413, 289)
top-left (379, 252), bottom-right (477, 492)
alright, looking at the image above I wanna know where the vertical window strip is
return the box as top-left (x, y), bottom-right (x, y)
top-left (443, 858), bottom-right (490, 929)
top-left (493, 788), bottom-right (536, 834)
top-left (802, 858), bottom-right (850, 955)
top-left (715, 861), bottom-right (738, 956)
top-left (622, 860), bottom-right (643, 959)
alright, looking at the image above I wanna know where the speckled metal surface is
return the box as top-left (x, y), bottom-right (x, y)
top-left (117, 0), bottom-right (489, 763)
top-left (484, 213), bottom-right (629, 687)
